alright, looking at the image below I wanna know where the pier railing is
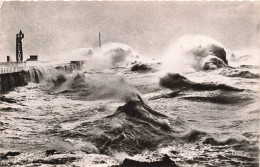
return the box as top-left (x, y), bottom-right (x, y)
top-left (0, 67), bottom-right (23, 74)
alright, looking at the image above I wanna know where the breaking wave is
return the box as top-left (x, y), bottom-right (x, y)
top-left (159, 73), bottom-right (243, 91)
top-left (59, 98), bottom-right (173, 155)
top-left (101, 43), bottom-right (134, 66)
top-left (45, 71), bottom-right (140, 101)
top-left (162, 35), bottom-right (229, 72)
top-left (80, 43), bottom-right (152, 70)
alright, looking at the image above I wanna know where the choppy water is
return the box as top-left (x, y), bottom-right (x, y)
top-left (0, 62), bottom-right (259, 167)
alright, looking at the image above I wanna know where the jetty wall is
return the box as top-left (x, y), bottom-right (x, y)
top-left (0, 71), bottom-right (27, 93)
top-left (0, 62), bottom-right (80, 94)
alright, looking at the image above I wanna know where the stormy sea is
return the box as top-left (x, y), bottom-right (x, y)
top-left (0, 35), bottom-right (259, 167)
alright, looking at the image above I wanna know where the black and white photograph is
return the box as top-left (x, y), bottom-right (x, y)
top-left (0, 1), bottom-right (259, 166)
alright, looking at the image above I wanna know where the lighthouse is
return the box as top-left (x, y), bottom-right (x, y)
top-left (16, 30), bottom-right (24, 63)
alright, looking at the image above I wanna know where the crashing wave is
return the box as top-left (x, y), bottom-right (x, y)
top-left (159, 73), bottom-right (243, 91)
top-left (62, 96), bottom-right (173, 155)
top-left (162, 35), bottom-right (230, 71)
top-left (110, 94), bottom-right (170, 130)
top-left (81, 43), bottom-right (152, 70)
top-left (101, 43), bottom-right (134, 66)
top-left (46, 71), bottom-right (141, 101)
top-left (188, 44), bottom-right (229, 70)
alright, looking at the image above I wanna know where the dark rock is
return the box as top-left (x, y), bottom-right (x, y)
top-left (46, 149), bottom-right (57, 156)
top-left (170, 150), bottom-right (179, 155)
top-left (118, 154), bottom-right (178, 167)
top-left (0, 151), bottom-right (20, 159)
top-left (131, 64), bottom-right (152, 72)
top-left (33, 157), bottom-right (77, 164)
top-left (0, 96), bottom-right (16, 103)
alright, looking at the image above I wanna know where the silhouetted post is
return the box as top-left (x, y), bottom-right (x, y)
top-left (99, 32), bottom-right (101, 50)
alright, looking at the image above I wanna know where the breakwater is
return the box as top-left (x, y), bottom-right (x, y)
top-left (0, 63), bottom-right (78, 94)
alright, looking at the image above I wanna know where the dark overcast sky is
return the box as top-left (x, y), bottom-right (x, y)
top-left (0, 1), bottom-right (259, 61)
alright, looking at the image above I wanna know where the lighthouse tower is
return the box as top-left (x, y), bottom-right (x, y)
top-left (16, 30), bottom-right (24, 63)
